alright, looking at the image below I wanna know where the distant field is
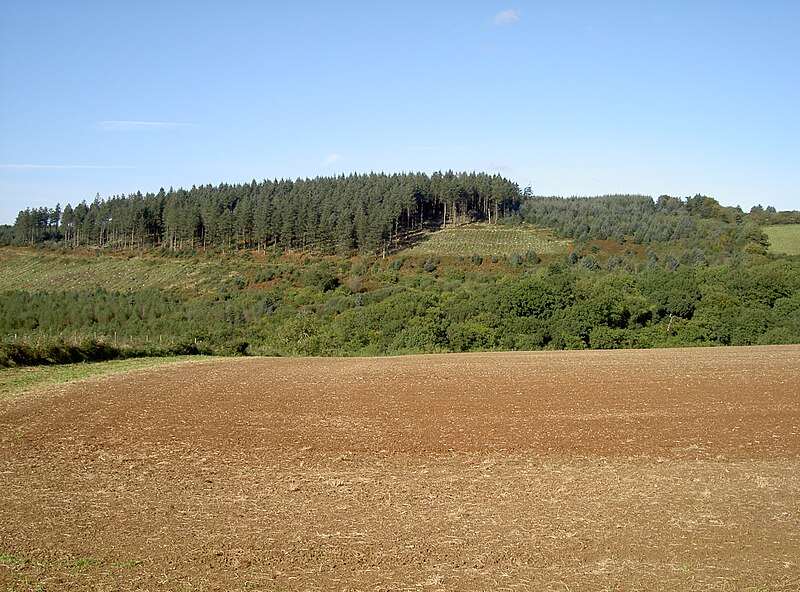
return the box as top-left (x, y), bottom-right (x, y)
top-left (764, 224), bottom-right (800, 255)
top-left (406, 223), bottom-right (570, 257)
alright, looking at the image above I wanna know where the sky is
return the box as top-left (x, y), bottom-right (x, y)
top-left (1, 0), bottom-right (799, 225)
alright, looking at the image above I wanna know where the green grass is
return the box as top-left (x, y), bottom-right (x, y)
top-left (0, 356), bottom-right (208, 400)
top-left (764, 224), bottom-right (800, 255)
top-left (405, 223), bottom-right (570, 257)
top-left (69, 556), bottom-right (99, 571)
top-left (110, 559), bottom-right (142, 570)
top-left (0, 552), bottom-right (142, 591)
top-left (0, 552), bottom-right (28, 567)
top-left (0, 247), bottom-right (247, 293)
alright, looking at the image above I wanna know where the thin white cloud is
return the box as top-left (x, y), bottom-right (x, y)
top-left (323, 153), bottom-right (342, 166)
top-left (489, 162), bottom-right (513, 171)
top-left (96, 120), bottom-right (193, 131)
top-left (492, 9), bottom-right (520, 26)
top-left (0, 164), bottom-right (133, 169)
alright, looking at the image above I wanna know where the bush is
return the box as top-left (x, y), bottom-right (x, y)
top-left (422, 257), bottom-right (438, 272)
top-left (302, 267), bottom-right (339, 292)
top-left (0, 338), bottom-right (123, 368)
top-left (525, 250), bottom-right (540, 264)
top-left (446, 322), bottom-right (495, 352)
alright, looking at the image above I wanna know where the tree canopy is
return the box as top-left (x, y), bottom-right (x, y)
top-left (12, 172), bottom-right (520, 254)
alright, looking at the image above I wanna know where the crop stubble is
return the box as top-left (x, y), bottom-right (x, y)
top-left (1, 346), bottom-right (798, 591)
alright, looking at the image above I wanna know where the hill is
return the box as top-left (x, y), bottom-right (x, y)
top-left (3, 179), bottom-right (800, 365)
top-left (2, 230), bottom-right (799, 366)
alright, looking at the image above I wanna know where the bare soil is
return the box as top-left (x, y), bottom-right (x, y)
top-left (1, 346), bottom-right (799, 591)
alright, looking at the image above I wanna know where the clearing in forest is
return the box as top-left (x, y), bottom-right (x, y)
top-left (405, 223), bottom-right (571, 257)
top-left (765, 224), bottom-right (800, 255)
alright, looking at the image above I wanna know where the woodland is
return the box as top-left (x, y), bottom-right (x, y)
top-left (1, 171), bottom-right (798, 366)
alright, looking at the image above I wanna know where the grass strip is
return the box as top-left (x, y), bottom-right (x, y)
top-left (0, 356), bottom-right (214, 401)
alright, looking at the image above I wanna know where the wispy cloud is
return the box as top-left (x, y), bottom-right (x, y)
top-left (492, 9), bottom-right (520, 26)
top-left (96, 120), bottom-right (193, 131)
top-left (323, 153), bottom-right (342, 166)
top-left (0, 164), bottom-right (133, 170)
top-left (489, 162), bottom-right (513, 171)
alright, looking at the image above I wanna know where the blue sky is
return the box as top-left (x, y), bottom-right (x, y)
top-left (1, 0), bottom-right (798, 224)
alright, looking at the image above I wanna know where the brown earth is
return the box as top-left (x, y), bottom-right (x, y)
top-left (1, 346), bottom-right (799, 591)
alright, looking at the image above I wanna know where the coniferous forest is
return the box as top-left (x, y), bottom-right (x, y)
top-left (1, 171), bottom-right (799, 367)
top-left (9, 172), bottom-right (520, 253)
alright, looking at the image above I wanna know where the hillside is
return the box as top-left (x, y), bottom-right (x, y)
top-left (3, 182), bottom-right (800, 366)
top-left (0, 248), bottom-right (230, 293)
top-left (1, 224), bottom-right (799, 366)
top-left (405, 223), bottom-right (569, 258)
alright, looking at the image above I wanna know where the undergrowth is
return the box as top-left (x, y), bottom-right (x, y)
top-left (0, 337), bottom-right (211, 369)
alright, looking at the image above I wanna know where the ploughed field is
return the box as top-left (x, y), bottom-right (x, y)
top-left (1, 346), bottom-right (799, 591)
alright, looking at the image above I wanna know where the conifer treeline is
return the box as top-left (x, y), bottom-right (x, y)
top-left (12, 171), bottom-right (520, 253)
top-left (518, 194), bottom-right (769, 252)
